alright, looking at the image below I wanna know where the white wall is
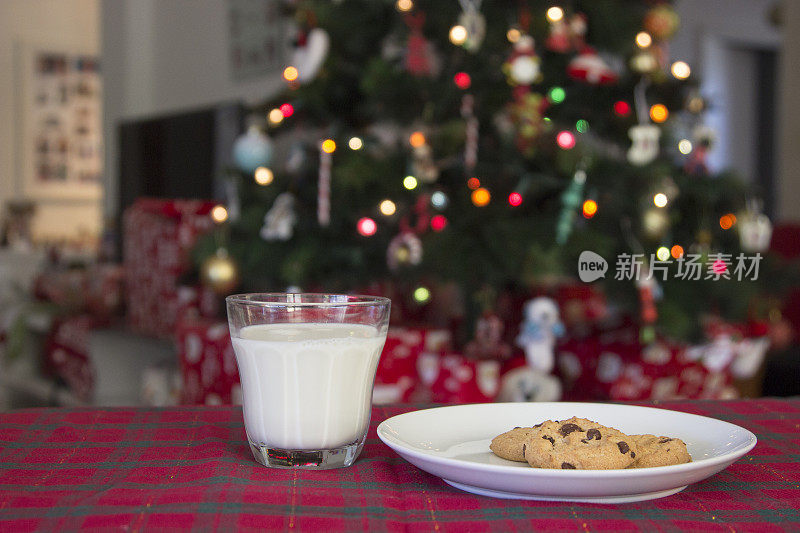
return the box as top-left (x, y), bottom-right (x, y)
top-left (101, 0), bottom-right (285, 218)
top-left (671, 0), bottom-right (780, 182)
top-left (0, 0), bottom-right (102, 241)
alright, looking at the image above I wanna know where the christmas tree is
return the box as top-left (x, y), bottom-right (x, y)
top-left (196, 0), bottom-right (782, 344)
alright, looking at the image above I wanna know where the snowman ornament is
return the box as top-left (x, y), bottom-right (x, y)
top-left (627, 124), bottom-right (661, 166)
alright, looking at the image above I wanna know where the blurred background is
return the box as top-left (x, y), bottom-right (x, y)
top-left (1, 0), bottom-right (798, 410)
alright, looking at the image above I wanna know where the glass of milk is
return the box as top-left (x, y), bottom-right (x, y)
top-left (226, 293), bottom-right (390, 469)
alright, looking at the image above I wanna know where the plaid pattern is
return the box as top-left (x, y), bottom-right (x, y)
top-left (0, 400), bottom-right (797, 532)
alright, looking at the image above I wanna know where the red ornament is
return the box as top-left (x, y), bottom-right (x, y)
top-left (508, 192), bottom-right (523, 207)
top-left (454, 72), bottom-right (471, 89)
top-left (567, 48), bottom-right (618, 85)
top-left (279, 103), bottom-right (294, 117)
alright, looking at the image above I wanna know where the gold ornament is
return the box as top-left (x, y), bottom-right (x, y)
top-left (201, 248), bottom-right (239, 295)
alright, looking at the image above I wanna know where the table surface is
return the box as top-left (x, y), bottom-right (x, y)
top-left (0, 400), bottom-right (798, 532)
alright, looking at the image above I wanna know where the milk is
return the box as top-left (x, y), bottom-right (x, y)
top-left (232, 322), bottom-right (385, 450)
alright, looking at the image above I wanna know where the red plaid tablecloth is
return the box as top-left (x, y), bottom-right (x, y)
top-left (0, 400), bottom-right (798, 531)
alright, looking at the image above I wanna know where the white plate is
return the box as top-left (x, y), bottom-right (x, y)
top-left (377, 402), bottom-right (756, 503)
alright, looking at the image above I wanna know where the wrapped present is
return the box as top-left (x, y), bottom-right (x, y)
top-left (373, 326), bottom-right (451, 404)
top-left (123, 199), bottom-right (216, 339)
top-left (175, 316), bottom-right (239, 405)
top-left (424, 353), bottom-right (500, 404)
top-left (44, 314), bottom-right (109, 401)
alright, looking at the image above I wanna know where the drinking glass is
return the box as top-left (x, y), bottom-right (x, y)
top-left (226, 293), bottom-right (390, 469)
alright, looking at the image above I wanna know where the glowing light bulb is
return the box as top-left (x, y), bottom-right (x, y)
top-left (671, 61), bottom-right (691, 80)
top-left (650, 104), bottom-right (668, 123)
top-left (582, 199), bottom-right (598, 218)
top-left (508, 192), bottom-right (523, 207)
top-left (671, 245), bottom-right (684, 259)
top-left (719, 214), bottom-right (736, 230)
top-left (546, 6), bottom-right (565, 23)
top-left (656, 246), bottom-right (670, 261)
top-left (321, 139), bottom-right (336, 153)
top-left (268, 108), bottom-right (284, 125)
top-left (413, 286), bottom-right (431, 303)
top-left (348, 137), bottom-right (363, 150)
top-left (507, 28), bottom-right (521, 43)
top-left (283, 66), bottom-right (299, 82)
top-left (409, 131), bottom-right (426, 148)
top-left (431, 215), bottom-right (448, 232)
top-left (613, 100), bottom-right (631, 117)
top-left (279, 103), bottom-right (294, 117)
top-left (636, 32), bottom-right (652, 48)
top-left (549, 86), bottom-right (566, 104)
top-left (467, 177), bottom-right (481, 190)
top-left (254, 166), bottom-right (273, 185)
top-left (449, 25), bottom-right (468, 45)
top-left (678, 139), bottom-right (692, 154)
top-left (471, 187), bottom-right (491, 207)
top-left (396, 0), bottom-right (413, 12)
top-left (454, 72), bottom-right (471, 89)
top-left (211, 205), bottom-right (228, 224)
top-left (357, 217), bottom-right (377, 237)
top-left (379, 199), bottom-right (396, 216)
top-left (653, 193), bottom-right (668, 208)
top-left (431, 191), bottom-right (448, 208)
top-left (557, 130), bottom-right (576, 149)
top-left (403, 175), bottom-right (418, 190)
top-left (576, 119), bottom-right (589, 133)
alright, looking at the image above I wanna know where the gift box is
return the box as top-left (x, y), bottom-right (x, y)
top-left (44, 314), bottom-right (108, 401)
top-left (123, 199), bottom-right (216, 339)
top-left (421, 352), bottom-right (500, 404)
top-left (175, 316), bottom-right (239, 405)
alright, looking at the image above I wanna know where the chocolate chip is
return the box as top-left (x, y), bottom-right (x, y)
top-left (559, 423), bottom-right (582, 436)
top-left (580, 439), bottom-right (588, 444)
top-left (522, 443), bottom-right (526, 456)
top-left (561, 462), bottom-right (576, 469)
top-left (514, 426), bottom-right (521, 429)
top-left (543, 435), bottom-right (555, 445)
top-left (533, 423), bottom-right (543, 428)
top-left (658, 438), bottom-right (672, 444)
top-left (586, 428), bottom-right (601, 440)
top-left (617, 441), bottom-right (630, 454)
top-left (631, 451), bottom-right (636, 458)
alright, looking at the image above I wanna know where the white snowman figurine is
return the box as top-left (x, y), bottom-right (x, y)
top-left (515, 297), bottom-right (565, 373)
top-left (499, 297), bottom-right (565, 402)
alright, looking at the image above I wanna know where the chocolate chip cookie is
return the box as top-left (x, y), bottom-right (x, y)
top-left (523, 417), bottom-right (640, 470)
top-left (489, 427), bottom-right (537, 462)
top-left (629, 434), bottom-right (691, 468)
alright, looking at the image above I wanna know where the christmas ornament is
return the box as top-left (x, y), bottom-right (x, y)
top-left (627, 124), bottom-right (661, 166)
top-left (200, 248), bottom-right (239, 295)
top-left (515, 297), bottom-right (565, 374)
top-left (567, 48), bottom-right (618, 85)
top-left (504, 35), bottom-right (542, 86)
top-left (508, 92), bottom-right (549, 156)
top-left (556, 168), bottom-right (586, 244)
top-left (546, 12), bottom-right (587, 53)
top-left (642, 207), bottom-right (669, 239)
top-left (387, 232), bottom-right (423, 271)
top-left (684, 125), bottom-right (716, 175)
top-left (232, 125), bottom-right (273, 173)
top-left (404, 12), bottom-right (439, 76)
top-left (644, 4), bottom-right (680, 41)
top-left (461, 94), bottom-right (479, 173)
top-left (290, 27), bottom-right (330, 83)
top-left (456, 0), bottom-right (485, 52)
top-left (464, 313), bottom-right (512, 361)
top-left (738, 200), bottom-right (773, 253)
top-left (399, 194), bottom-right (431, 234)
top-left (318, 140), bottom-right (333, 225)
top-left (260, 192), bottom-right (296, 241)
top-left (411, 142), bottom-right (439, 183)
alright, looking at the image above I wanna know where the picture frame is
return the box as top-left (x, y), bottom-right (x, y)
top-left (15, 42), bottom-right (103, 201)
